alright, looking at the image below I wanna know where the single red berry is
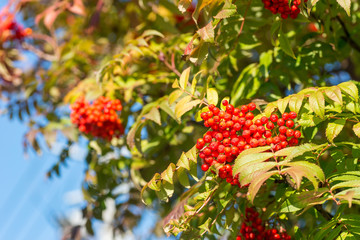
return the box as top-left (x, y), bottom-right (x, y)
top-left (270, 114), bottom-right (278, 122)
top-left (200, 112), bottom-right (208, 120)
top-left (248, 102), bottom-right (256, 111)
top-left (241, 105), bottom-right (249, 113)
top-left (261, 116), bottom-right (269, 124)
top-left (208, 104), bottom-right (215, 111)
top-left (273, 136), bottom-right (280, 144)
top-left (286, 119), bottom-right (294, 128)
top-left (245, 112), bottom-right (254, 120)
top-left (279, 126), bottom-right (287, 134)
top-left (258, 138), bottom-right (267, 146)
top-left (266, 122), bottom-right (275, 130)
top-left (264, 130), bottom-right (272, 138)
top-left (282, 112), bottom-right (289, 120)
top-left (201, 164), bottom-right (209, 171)
top-left (286, 129), bottom-right (294, 137)
top-left (245, 120), bottom-right (253, 128)
top-left (289, 111), bottom-right (297, 119)
top-left (222, 100), bottom-right (229, 106)
top-left (218, 154), bottom-right (226, 163)
top-left (250, 138), bottom-right (259, 148)
top-left (277, 118), bottom-right (285, 126)
top-left (294, 130), bottom-right (301, 138)
top-left (213, 107), bottom-right (220, 115)
top-left (226, 104), bottom-right (234, 113)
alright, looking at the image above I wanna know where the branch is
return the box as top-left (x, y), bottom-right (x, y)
top-left (21, 42), bottom-right (58, 62)
top-left (335, 15), bottom-right (360, 53)
top-left (159, 52), bottom-right (181, 77)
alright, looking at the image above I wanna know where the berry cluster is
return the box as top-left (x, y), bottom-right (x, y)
top-left (262, 0), bottom-right (307, 19)
top-left (237, 208), bottom-right (291, 240)
top-left (196, 100), bottom-right (301, 187)
top-left (0, 9), bottom-right (32, 43)
top-left (70, 96), bottom-right (124, 140)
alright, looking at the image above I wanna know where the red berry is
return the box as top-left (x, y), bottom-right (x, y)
top-left (245, 112), bottom-right (254, 120)
top-left (294, 130), bottom-right (301, 138)
top-left (248, 102), bottom-right (256, 111)
top-left (279, 126), bottom-right (287, 134)
top-left (201, 164), bottom-right (209, 171)
top-left (289, 111), bottom-right (297, 119)
top-left (277, 118), bottom-right (285, 126)
top-left (261, 116), bottom-right (269, 124)
top-left (286, 129), bottom-right (294, 137)
top-left (270, 114), bottom-right (278, 122)
top-left (282, 112), bottom-right (289, 120)
top-left (241, 105), bottom-right (249, 113)
top-left (204, 134), bottom-right (212, 143)
top-left (266, 122), bottom-right (275, 130)
top-left (250, 138), bottom-right (259, 148)
top-left (222, 100), bottom-right (229, 106)
top-left (286, 119), bottom-right (294, 128)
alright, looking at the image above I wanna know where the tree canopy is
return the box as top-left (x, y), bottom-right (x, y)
top-left (1, 0), bottom-right (360, 239)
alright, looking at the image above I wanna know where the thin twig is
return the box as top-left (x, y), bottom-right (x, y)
top-left (21, 42), bottom-right (57, 61)
top-left (159, 52), bottom-right (181, 77)
top-left (335, 15), bottom-right (360, 53)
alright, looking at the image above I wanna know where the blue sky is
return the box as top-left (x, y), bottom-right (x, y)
top-left (0, 0), bottom-right (87, 238)
top-left (0, 117), bottom-right (87, 240)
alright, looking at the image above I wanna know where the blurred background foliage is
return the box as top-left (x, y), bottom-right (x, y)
top-left (0, 0), bottom-right (360, 239)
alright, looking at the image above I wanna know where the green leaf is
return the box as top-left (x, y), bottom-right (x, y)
top-left (277, 97), bottom-right (290, 114)
top-left (275, 143), bottom-right (321, 161)
top-left (161, 163), bottom-right (176, 184)
top-left (331, 180), bottom-right (360, 191)
top-left (214, 4), bottom-right (236, 19)
top-left (325, 86), bottom-right (343, 104)
top-left (191, 72), bottom-right (202, 95)
top-left (180, 67), bottom-right (191, 89)
top-left (233, 152), bottom-right (274, 176)
top-left (264, 102), bottom-right (277, 117)
top-left (141, 29), bottom-right (164, 38)
top-left (279, 29), bottom-right (295, 59)
top-left (214, 2), bottom-right (237, 19)
top-left (175, 95), bottom-right (191, 117)
top-left (238, 162), bottom-right (278, 186)
top-left (178, 0), bottom-right (192, 13)
top-left (225, 206), bottom-right (235, 228)
top-left (339, 81), bottom-right (358, 101)
top-left (353, 123), bottom-right (360, 138)
top-left (189, 41), bottom-right (209, 65)
top-left (248, 170), bottom-right (277, 202)
top-left (207, 88), bottom-right (218, 105)
top-left (326, 119), bottom-right (346, 143)
top-left (280, 188), bottom-right (328, 213)
top-left (175, 99), bottom-right (201, 119)
top-left (169, 90), bottom-right (184, 105)
top-left (270, 19), bottom-right (281, 46)
top-left (163, 181), bottom-right (175, 198)
top-left (236, 146), bottom-right (271, 160)
top-left (159, 101), bottom-right (180, 123)
top-left (289, 94), bottom-right (304, 113)
top-left (185, 146), bottom-right (198, 163)
top-left (197, 21), bottom-right (214, 43)
top-left (336, 0), bottom-right (351, 16)
top-left (283, 161), bottom-right (325, 189)
top-left (177, 168), bottom-right (190, 188)
top-left (177, 152), bottom-right (190, 170)
top-left (144, 107), bottom-right (161, 125)
top-left (309, 91), bottom-right (325, 119)
top-left (126, 121), bottom-right (144, 149)
top-left (148, 173), bottom-right (161, 191)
